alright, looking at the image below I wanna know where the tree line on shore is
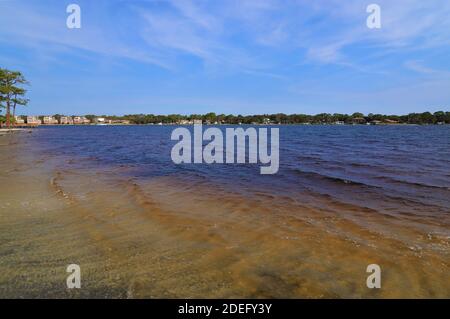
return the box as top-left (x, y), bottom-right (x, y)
top-left (117, 111), bottom-right (449, 125)
top-left (8, 110), bottom-right (450, 127)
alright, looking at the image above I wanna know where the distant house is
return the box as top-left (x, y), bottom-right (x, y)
top-left (14, 116), bottom-right (25, 124)
top-left (60, 116), bottom-right (74, 124)
top-left (43, 116), bottom-right (58, 124)
top-left (370, 120), bottom-right (382, 125)
top-left (352, 117), bottom-right (366, 124)
top-left (26, 116), bottom-right (41, 125)
top-left (96, 117), bottom-right (106, 124)
top-left (73, 116), bottom-right (82, 124)
top-left (73, 116), bottom-right (90, 124)
top-left (193, 119), bottom-right (202, 125)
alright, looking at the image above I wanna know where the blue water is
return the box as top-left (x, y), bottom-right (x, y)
top-left (30, 125), bottom-right (450, 216)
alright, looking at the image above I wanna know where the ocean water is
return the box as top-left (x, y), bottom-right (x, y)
top-left (31, 124), bottom-right (450, 214)
top-left (2, 125), bottom-right (449, 298)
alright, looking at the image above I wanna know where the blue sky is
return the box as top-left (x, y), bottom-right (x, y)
top-left (0, 0), bottom-right (449, 115)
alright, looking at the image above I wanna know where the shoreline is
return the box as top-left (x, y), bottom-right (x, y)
top-left (0, 128), bottom-right (32, 135)
top-left (15, 122), bottom-right (450, 127)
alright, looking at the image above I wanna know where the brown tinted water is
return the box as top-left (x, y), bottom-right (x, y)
top-left (0, 129), bottom-right (449, 298)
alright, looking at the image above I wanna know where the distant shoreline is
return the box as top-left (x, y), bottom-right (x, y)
top-left (4, 123), bottom-right (449, 131)
top-left (32, 122), bottom-right (449, 127)
top-left (7, 111), bottom-right (449, 126)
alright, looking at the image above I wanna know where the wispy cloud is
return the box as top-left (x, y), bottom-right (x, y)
top-left (404, 60), bottom-right (437, 74)
top-left (0, 1), bottom-right (172, 68)
top-left (2, 0), bottom-right (450, 70)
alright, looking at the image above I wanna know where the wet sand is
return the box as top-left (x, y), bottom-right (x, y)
top-left (0, 133), bottom-right (449, 298)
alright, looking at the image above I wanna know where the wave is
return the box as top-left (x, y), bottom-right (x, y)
top-left (292, 167), bottom-right (450, 193)
top-left (374, 176), bottom-right (450, 191)
top-left (292, 169), bottom-right (377, 188)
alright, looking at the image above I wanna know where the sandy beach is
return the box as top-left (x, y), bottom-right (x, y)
top-left (0, 131), bottom-right (449, 298)
top-left (0, 129), bottom-right (31, 136)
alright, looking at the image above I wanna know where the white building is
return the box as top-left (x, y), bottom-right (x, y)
top-left (43, 116), bottom-right (58, 124)
top-left (73, 116), bottom-right (90, 124)
top-left (60, 116), bottom-right (74, 124)
top-left (26, 116), bottom-right (41, 125)
top-left (14, 116), bottom-right (25, 124)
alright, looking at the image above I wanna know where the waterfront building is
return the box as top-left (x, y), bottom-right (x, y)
top-left (73, 116), bottom-right (90, 124)
top-left (14, 116), bottom-right (25, 124)
top-left (43, 116), bottom-right (58, 124)
top-left (60, 116), bottom-right (74, 124)
top-left (26, 116), bottom-right (41, 125)
top-left (352, 117), bottom-right (366, 124)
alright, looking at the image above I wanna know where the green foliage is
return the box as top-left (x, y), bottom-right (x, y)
top-left (0, 68), bottom-right (29, 126)
top-left (118, 111), bottom-right (449, 125)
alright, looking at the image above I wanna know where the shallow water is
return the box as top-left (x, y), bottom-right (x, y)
top-left (0, 125), bottom-right (449, 298)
